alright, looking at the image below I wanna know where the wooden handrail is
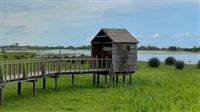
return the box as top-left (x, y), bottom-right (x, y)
top-left (0, 58), bottom-right (112, 84)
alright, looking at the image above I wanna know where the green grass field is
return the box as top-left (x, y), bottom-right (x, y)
top-left (0, 61), bottom-right (200, 112)
top-left (0, 52), bottom-right (37, 61)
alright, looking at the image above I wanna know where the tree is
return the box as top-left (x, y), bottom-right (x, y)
top-left (14, 43), bottom-right (19, 47)
top-left (168, 46), bottom-right (177, 51)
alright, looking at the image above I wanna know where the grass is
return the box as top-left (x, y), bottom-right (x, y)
top-left (0, 61), bottom-right (200, 112)
top-left (0, 52), bottom-right (37, 61)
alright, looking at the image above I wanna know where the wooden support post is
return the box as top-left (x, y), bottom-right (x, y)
top-left (97, 74), bottom-right (100, 85)
top-left (17, 82), bottom-right (21, 95)
top-left (55, 76), bottom-right (58, 91)
top-left (93, 74), bottom-right (96, 85)
top-left (0, 86), bottom-right (4, 105)
top-left (129, 74), bottom-right (132, 85)
top-left (116, 75), bottom-right (119, 84)
top-left (33, 80), bottom-right (36, 96)
top-left (72, 74), bottom-right (75, 86)
top-left (123, 75), bottom-right (126, 85)
top-left (43, 78), bottom-right (46, 90)
top-left (112, 76), bottom-right (115, 83)
top-left (0, 67), bottom-right (4, 105)
top-left (110, 75), bottom-right (114, 86)
top-left (105, 74), bottom-right (107, 84)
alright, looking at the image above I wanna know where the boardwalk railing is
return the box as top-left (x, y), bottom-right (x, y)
top-left (0, 58), bottom-right (112, 84)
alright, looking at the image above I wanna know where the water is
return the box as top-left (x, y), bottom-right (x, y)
top-left (35, 50), bottom-right (200, 64)
top-left (138, 51), bottom-right (200, 64)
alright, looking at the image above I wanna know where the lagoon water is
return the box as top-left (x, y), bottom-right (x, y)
top-left (36, 49), bottom-right (200, 64)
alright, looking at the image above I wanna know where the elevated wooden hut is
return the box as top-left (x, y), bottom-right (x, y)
top-left (91, 28), bottom-right (139, 74)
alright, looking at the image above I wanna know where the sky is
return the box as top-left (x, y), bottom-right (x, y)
top-left (0, 0), bottom-right (199, 48)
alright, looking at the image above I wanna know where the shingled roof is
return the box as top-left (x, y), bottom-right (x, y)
top-left (92, 28), bottom-right (139, 43)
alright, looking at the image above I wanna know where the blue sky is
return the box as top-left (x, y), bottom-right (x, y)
top-left (1, 0), bottom-right (199, 47)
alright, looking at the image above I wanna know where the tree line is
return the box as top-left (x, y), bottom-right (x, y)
top-left (0, 43), bottom-right (199, 52)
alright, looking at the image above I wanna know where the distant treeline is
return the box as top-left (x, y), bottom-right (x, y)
top-left (138, 45), bottom-right (200, 52)
top-left (0, 43), bottom-right (91, 51)
top-left (0, 43), bottom-right (199, 52)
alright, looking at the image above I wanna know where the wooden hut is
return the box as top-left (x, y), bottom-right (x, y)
top-left (91, 28), bottom-right (139, 74)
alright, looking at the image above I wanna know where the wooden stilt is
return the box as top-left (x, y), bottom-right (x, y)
top-left (93, 74), bottom-right (96, 85)
top-left (105, 74), bottom-right (107, 84)
top-left (112, 76), bottom-right (115, 83)
top-left (0, 86), bottom-right (3, 105)
top-left (55, 76), bottom-right (58, 91)
top-left (129, 74), bottom-right (132, 85)
top-left (110, 75), bottom-right (114, 86)
top-left (17, 82), bottom-right (21, 95)
top-left (97, 74), bottom-right (100, 85)
top-left (123, 75), bottom-right (126, 85)
top-left (72, 74), bottom-right (75, 86)
top-left (43, 78), bottom-right (46, 90)
top-left (33, 80), bottom-right (36, 96)
top-left (116, 76), bottom-right (119, 84)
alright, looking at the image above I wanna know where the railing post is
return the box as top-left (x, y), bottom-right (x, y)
top-left (41, 62), bottom-right (46, 90)
top-left (23, 63), bottom-right (27, 79)
top-left (58, 59), bottom-right (61, 74)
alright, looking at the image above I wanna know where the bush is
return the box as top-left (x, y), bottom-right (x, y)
top-left (63, 55), bottom-right (69, 58)
top-left (30, 54), bottom-right (36, 58)
top-left (52, 55), bottom-right (59, 58)
top-left (14, 55), bottom-right (21, 60)
top-left (175, 60), bottom-right (184, 69)
top-left (20, 54), bottom-right (26, 59)
top-left (165, 57), bottom-right (176, 65)
top-left (148, 57), bottom-right (160, 68)
top-left (197, 60), bottom-right (200, 69)
top-left (3, 55), bottom-right (8, 59)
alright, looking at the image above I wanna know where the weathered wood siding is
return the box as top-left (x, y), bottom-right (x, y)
top-left (112, 43), bottom-right (137, 73)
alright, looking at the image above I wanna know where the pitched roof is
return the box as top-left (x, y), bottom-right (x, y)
top-left (99, 28), bottom-right (139, 43)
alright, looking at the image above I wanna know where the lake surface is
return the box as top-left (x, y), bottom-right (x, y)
top-left (34, 49), bottom-right (200, 64)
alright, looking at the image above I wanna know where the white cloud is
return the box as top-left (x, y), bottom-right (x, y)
top-left (152, 33), bottom-right (160, 38)
top-left (171, 32), bottom-right (190, 38)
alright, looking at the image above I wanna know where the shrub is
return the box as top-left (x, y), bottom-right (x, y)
top-left (148, 57), bottom-right (160, 68)
top-left (3, 55), bottom-right (8, 59)
top-left (197, 60), bottom-right (200, 69)
top-left (165, 57), bottom-right (176, 65)
top-left (52, 55), bottom-right (59, 58)
top-left (30, 54), bottom-right (36, 58)
top-left (63, 55), bottom-right (69, 58)
top-left (14, 54), bottom-right (21, 60)
top-left (175, 60), bottom-right (184, 69)
top-left (20, 54), bottom-right (25, 59)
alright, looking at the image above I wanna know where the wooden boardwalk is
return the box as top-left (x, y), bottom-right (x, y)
top-left (0, 58), bottom-right (133, 105)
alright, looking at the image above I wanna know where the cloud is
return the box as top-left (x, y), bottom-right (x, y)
top-left (171, 32), bottom-right (190, 38)
top-left (152, 33), bottom-right (160, 38)
top-left (5, 25), bottom-right (27, 35)
top-left (2, 1), bottom-right (135, 42)
top-left (170, 32), bottom-right (199, 38)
